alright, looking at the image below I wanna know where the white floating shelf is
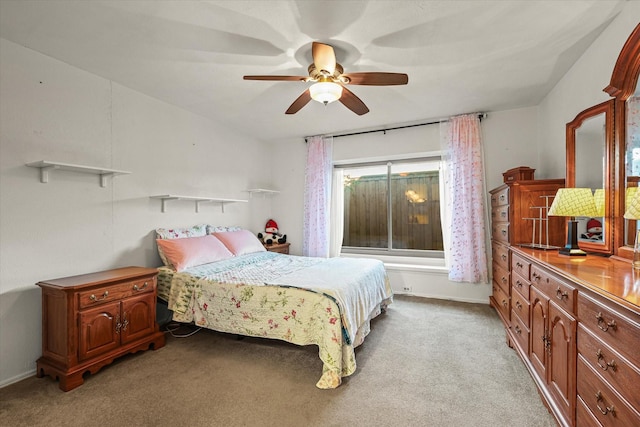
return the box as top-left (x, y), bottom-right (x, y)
top-left (150, 195), bottom-right (248, 213)
top-left (246, 188), bottom-right (280, 198)
top-left (26, 160), bottom-right (131, 187)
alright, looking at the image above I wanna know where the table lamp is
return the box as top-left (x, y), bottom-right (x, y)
top-left (548, 188), bottom-right (598, 256)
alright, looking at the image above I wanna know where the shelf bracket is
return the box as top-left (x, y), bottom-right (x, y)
top-left (99, 173), bottom-right (114, 188)
top-left (40, 165), bottom-right (60, 183)
top-left (195, 200), bottom-right (213, 213)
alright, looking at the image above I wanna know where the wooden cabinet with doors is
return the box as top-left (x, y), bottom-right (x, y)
top-left (529, 263), bottom-right (577, 426)
top-left (36, 267), bottom-right (165, 391)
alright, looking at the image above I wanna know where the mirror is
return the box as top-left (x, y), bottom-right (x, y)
top-left (624, 89), bottom-right (640, 247)
top-left (566, 100), bottom-right (614, 254)
top-left (605, 23), bottom-right (640, 260)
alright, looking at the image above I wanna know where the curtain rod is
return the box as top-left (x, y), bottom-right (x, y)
top-left (304, 113), bottom-right (486, 142)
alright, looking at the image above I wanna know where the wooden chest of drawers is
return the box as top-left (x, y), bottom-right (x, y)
top-left (507, 248), bottom-right (640, 427)
top-left (488, 178), bottom-right (565, 331)
top-left (36, 267), bottom-right (165, 391)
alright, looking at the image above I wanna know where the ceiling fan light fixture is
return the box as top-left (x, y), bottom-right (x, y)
top-left (309, 81), bottom-right (343, 105)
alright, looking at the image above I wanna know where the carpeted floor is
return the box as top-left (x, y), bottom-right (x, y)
top-left (0, 296), bottom-right (556, 427)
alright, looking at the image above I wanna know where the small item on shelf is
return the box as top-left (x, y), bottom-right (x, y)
top-left (502, 166), bottom-right (535, 183)
top-left (257, 219), bottom-right (287, 245)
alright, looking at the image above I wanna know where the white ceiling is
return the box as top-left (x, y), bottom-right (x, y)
top-left (0, 0), bottom-right (626, 143)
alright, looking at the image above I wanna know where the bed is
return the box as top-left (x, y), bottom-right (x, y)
top-left (155, 225), bottom-right (393, 389)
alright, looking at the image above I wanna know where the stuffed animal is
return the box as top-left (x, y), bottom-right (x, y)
top-left (258, 219), bottom-right (287, 244)
top-left (581, 218), bottom-right (603, 240)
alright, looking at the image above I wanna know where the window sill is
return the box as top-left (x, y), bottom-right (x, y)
top-left (339, 253), bottom-right (448, 274)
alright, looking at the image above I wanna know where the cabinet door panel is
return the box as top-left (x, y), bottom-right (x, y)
top-left (79, 301), bottom-right (120, 361)
top-left (530, 286), bottom-right (549, 381)
top-left (120, 292), bottom-right (156, 345)
top-left (549, 302), bottom-right (577, 426)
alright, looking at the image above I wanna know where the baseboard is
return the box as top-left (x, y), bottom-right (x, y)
top-left (394, 290), bottom-right (490, 305)
top-left (0, 368), bottom-right (36, 389)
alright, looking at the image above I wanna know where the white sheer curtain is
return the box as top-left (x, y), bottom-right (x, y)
top-left (439, 115), bottom-right (489, 283)
top-left (303, 135), bottom-right (333, 258)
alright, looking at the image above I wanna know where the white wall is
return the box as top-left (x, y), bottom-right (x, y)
top-left (271, 107), bottom-right (539, 303)
top-left (0, 39), bottom-right (273, 386)
top-left (537, 2), bottom-right (640, 179)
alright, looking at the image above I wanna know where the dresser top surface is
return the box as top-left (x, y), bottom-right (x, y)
top-left (36, 266), bottom-right (158, 289)
top-left (512, 247), bottom-right (640, 310)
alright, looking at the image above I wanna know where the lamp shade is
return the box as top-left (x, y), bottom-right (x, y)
top-left (309, 82), bottom-right (343, 104)
top-left (548, 188), bottom-right (598, 217)
top-left (593, 188), bottom-right (605, 217)
top-left (625, 187), bottom-right (640, 219)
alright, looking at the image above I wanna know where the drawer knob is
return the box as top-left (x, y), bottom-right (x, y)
top-left (555, 287), bottom-right (568, 301)
top-left (501, 229), bottom-right (507, 236)
top-left (501, 276), bottom-right (507, 284)
top-left (516, 262), bottom-right (523, 269)
top-left (595, 312), bottom-right (617, 332)
top-left (501, 254), bottom-right (507, 261)
top-left (515, 301), bottom-right (523, 310)
top-left (89, 291), bottom-right (108, 302)
top-left (532, 272), bottom-right (541, 281)
top-left (595, 391), bottom-right (615, 416)
top-left (514, 325), bottom-right (522, 335)
top-left (502, 299), bottom-right (508, 308)
top-left (514, 280), bottom-right (522, 288)
top-left (596, 349), bottom-right (617, 372)
top-left (133, 282), bottom-right (149, 291)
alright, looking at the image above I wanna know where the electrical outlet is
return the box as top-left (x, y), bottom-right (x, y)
top-left (402, 286), bottom-right (412, 292)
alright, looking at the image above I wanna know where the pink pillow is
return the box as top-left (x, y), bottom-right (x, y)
top-left (156, 235), bottom-right (234, 271)
top-left (213, 230), bottom-right (266, 256)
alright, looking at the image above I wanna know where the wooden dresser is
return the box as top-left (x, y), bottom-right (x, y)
top-left (489, 178), bottom-right (565, 328)
top-left (36, 267), bottom-right (166, 391)
top-left (507, 248), bottom-right (640, 427)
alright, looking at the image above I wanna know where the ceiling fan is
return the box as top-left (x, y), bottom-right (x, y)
top-left (243, 42), bottom-right (408, 115)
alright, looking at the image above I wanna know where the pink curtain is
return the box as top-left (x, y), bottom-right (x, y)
top-left (303, 136), bottom-right (333, 257)
top-left (441, 115), bottom-right (489, 283)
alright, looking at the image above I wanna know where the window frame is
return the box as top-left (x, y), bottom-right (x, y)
top-left (335, 152), bottom-right (444, 258)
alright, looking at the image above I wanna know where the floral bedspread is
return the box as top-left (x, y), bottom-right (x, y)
top-left (158, 252), bottom-right (393, 388)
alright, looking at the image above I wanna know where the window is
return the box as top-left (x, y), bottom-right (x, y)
top-left (338, 157), bottom-right (443, 257)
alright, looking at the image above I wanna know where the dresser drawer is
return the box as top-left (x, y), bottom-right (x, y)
top-left (511, 309), bottom-right (529, 355)
top-left (492, 262), bottom-right (510, 295)
top-left (78, 277), bottom-right (155, 309)
top-left (511, 271), bottom-right (531, 300)
top-left (577, 395), bottom-right (605, 427)
top-left (491, 205), bottom-right (509, 223)
top-left (511, 287), bottom-right (530, 328)
top-left (577, 324), bottom-right (640, 410)
top-left (492, 283), bottom-right (510, 323)
top-left (492, 242), bottom-right (509, 270)
top-left (577, 356), bottom-right (640, 427)
top-left (531, 265), bottom-right (576, 314)
top-left (490, 186), bottom-right (509, 207)
top-left (577, 293), bottom-right (640, 369)
top-left (511, 252), bottom-right (531, 280)
top-left (491, 223), bottom-right (509, 244)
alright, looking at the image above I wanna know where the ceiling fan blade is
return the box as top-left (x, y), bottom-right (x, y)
top-left (312, 42), bottom-right (336, 75)
top-left (341, 72), bottom-right (408, 86)
top-left (285, 89), bottom-right (312, 114)
top-left (339, 86), bottom-right (369, 115)
top-left (244, 75), bottom-right (308, 81)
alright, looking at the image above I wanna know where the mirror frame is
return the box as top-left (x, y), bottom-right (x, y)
top-left (566, 100), bottom-right (615, 254)
top-left (605, 23), bottom-right (640, 260)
